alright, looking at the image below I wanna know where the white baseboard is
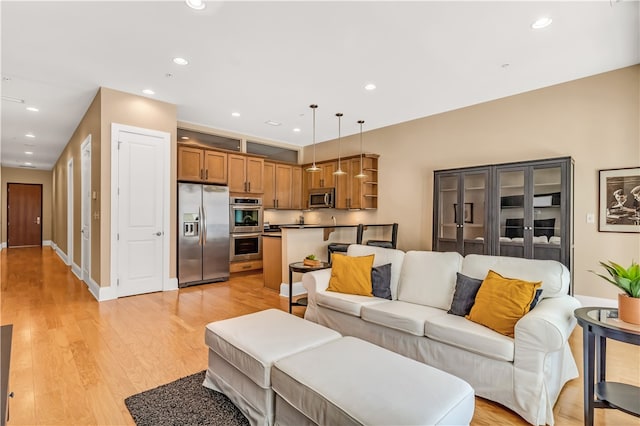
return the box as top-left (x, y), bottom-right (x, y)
top-left (71, 263), bottom-right (82, 280)
top-left (166, 277), bottom-right (179, 291)
top-left (55, 246), bottom-right (69, 265)
top-left (0, 242), bottom-right (6, 251)
top-left (574, 294), bottom-right (617, 308)
top-left (280, 281), bottom-right (307, 298)
top-left (43, 240), bottom-right (52, 246)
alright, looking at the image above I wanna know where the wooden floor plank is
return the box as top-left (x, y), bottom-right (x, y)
top-left (1, 246), bottom-right (639, 425)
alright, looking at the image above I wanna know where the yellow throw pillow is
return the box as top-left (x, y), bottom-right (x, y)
top-left (466, 270), bottom-right (541, 337)
top-left (326, 254), bottom-right (375, 297)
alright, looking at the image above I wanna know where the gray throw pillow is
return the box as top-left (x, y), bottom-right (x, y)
top-left (529, 288), bottom-right (543, 310)
top-left (448, 272), bottom-right (483, 316)
top-left (371, 263), bottom-right (392, 299)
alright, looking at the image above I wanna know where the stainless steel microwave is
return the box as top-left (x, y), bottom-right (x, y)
top-left (309, 187), bottom-right (335, 208)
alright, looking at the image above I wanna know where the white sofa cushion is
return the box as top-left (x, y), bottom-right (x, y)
top-left (361, 301), bottom-right (446, 336)
top-left (347, 244), bottom-right (405, 300)
top-left (397, 251), bottom-right (463, 310)
top-left (316, 290), bottom-right (389, 317)
top-left (425, 312), bottom-right (515, 362)
top-left (461, 254), bottom-right (570, 298)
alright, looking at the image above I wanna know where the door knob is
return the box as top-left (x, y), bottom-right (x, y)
top-left (154, 232), bottom-right (162, 236)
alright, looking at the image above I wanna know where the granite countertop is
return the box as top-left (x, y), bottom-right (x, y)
top-left (278, 224), bottom-right (361, 229)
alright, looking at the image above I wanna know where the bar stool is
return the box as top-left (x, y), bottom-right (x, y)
top-left (365, 223), bottom-right (398, 249)
top-left (327, 224), bottom-right (364, 264)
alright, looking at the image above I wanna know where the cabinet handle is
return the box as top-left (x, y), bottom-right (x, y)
top-left (244, 182), bottom-right (247, 192)
top-left (205, 169), bottom-right (208, 180)
top-left (200, 169), bottom-right (204, 179)
top-left (248, 182), bottom-right (251, 192)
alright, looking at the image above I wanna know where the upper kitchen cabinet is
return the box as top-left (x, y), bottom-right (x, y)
top-left (178, 145), bottom-right (227, 184)
top-left (335, 155), bottom-right (379, 209)
top-left (264, 162), bottom-right (302, 209)
top-left (433, 167), bottom-right (490, 256)
top-left (306, 161), bottom-right (337, 189)
top-left (228, 154), bottom-right (264, 193)
top-left (433, 157), bottom-right (573, 272)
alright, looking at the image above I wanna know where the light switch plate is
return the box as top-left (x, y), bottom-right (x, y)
top-left (586, 213), bottom-right (595, 224)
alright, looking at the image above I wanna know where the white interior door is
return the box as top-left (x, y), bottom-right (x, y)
top-left (114, 126), bottom-right (168, 297)
top-left (81, 135), bottom-right (91, 283)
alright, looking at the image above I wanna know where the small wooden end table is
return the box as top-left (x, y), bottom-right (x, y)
top-left (574, 307), bottom-right (640, 426)
top-left (288, 261), bottom-right (330, 313)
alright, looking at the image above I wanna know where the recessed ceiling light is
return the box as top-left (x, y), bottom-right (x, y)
top-left (25, 151), bottom-right (33, 155)
top-left (142, 89), bottom-right (155, 95)
top-left (26, 106), bottom-right (39, 112)
top-left (173, 57), bottom-right (189, 66)
top-left (364, 83), bottom-right (377, 91)
top-left (185, 0), bottom-right (206, 10)
top-left (25, 133), bottom-right (35, 138)
top-left (531, 17), bottom-right (552, 29)
top-left (180, 136), bottom-right (190, 140)
top-left (293, 128), bottom-right (301, 133)
top-left (265, 120), bottom-right (281, 126)
top-left (24, 162), bottom-right (32, 166)
top-left (231, 112), bottom-right (241, 117)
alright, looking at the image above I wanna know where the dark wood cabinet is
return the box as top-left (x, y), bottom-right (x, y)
top-left (433, 157), bottom-right (573, 274)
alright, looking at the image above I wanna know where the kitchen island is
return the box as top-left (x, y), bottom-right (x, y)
top-left (265, 224), bottom-right (394, 297)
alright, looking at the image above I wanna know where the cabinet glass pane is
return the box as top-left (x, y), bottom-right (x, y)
top-left (533, 167), bottom-right (562, 261)
top-left (499, 170), bottom-right (525, 258)
top-left (462, 173), bottom-right (485, 240)
top-left (439, 176), bottom-right (458, 240)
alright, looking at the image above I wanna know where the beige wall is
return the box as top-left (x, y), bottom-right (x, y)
top-left (1, 167), bottom-right (53, 244)
top-left (52, 87), bottom-right (177, 288)
top-left (52, 89), bottom-right (101, 277)
top-left (303, 65), bottom-right (640, 300)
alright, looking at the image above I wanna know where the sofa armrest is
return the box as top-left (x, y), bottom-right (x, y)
top-left (302, 268), bottom-right (332, 301)
top-left (515, 295), bottom-right (581, 353)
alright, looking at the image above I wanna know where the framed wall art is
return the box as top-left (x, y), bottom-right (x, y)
top-left (454, 203), bottom-right (474, 224)
top-left (599, 167), bottom-right (640, 233)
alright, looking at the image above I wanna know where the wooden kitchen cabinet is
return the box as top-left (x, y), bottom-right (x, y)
top-left (177, 145), bottom-right (227, 184)
top-left (262, 235), bottom-right (283, 291)
top-left (336, 156), bottom-right (378, 209)
top-left (264, 162), bottom-right (302, 209)
top-left (228, 154), bottom-right (264, 193)
top-left (301, 156), bottom-right (378, 210)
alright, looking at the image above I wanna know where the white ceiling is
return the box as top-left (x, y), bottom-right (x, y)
top-left (2, 1), bottom-right (639, 170)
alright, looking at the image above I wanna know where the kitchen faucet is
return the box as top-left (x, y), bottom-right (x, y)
top-left (331, 216), bottom-right (336, 226)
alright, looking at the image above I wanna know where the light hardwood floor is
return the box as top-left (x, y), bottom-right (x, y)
top-left (1, 247), bottom-right (638, 425)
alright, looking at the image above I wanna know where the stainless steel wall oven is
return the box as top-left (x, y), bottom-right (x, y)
top-left (229, 197), bottom-right (263, 261)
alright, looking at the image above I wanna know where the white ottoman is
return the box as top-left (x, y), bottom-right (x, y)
top-left (272, 336), bottom-right (475, 426)
top-left (203, 309), bottom-right (341, 426)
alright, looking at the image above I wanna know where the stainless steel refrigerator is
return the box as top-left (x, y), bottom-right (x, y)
top-left (178, 183), bottom-right (230, 287)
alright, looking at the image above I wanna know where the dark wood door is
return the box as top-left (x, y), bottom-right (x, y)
top-left (7, 183), bottom-right (42, 247)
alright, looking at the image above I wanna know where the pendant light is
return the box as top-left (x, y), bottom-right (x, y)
top-left (355, 120), bottom-right (367, 179)
top-left (333, 113), bottom-right (347, 176)
top-left (305, 104), bottom-right (320, 172)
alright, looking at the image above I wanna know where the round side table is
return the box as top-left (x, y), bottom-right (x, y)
top-left (574, 307), bottom-right (640, 426)
top-left (288, 261), bottom-right (330, 313)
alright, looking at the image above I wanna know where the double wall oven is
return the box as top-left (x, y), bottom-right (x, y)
top-left (229, 197), bottom-right (263, 261)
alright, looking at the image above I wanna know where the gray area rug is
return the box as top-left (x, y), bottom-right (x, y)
top-left (125, 370), bottom-right (249, 426)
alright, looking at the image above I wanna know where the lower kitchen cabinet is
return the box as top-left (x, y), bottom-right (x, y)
top-left (262, 235), bottom-right (282, 291)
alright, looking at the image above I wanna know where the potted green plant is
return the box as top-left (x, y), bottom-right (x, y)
top-left (591, 260), bottom-right (640, 324)
top-left (304, 254), bottom-right (320, 267)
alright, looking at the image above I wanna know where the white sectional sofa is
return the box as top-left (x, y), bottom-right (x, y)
top-left (303, 244), bottom-right (581, 426)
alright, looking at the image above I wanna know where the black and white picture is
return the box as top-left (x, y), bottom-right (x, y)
top-left (599, 167), bottom-right (640, 233)
top-left (454, 203), bottom-right (474, 224)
